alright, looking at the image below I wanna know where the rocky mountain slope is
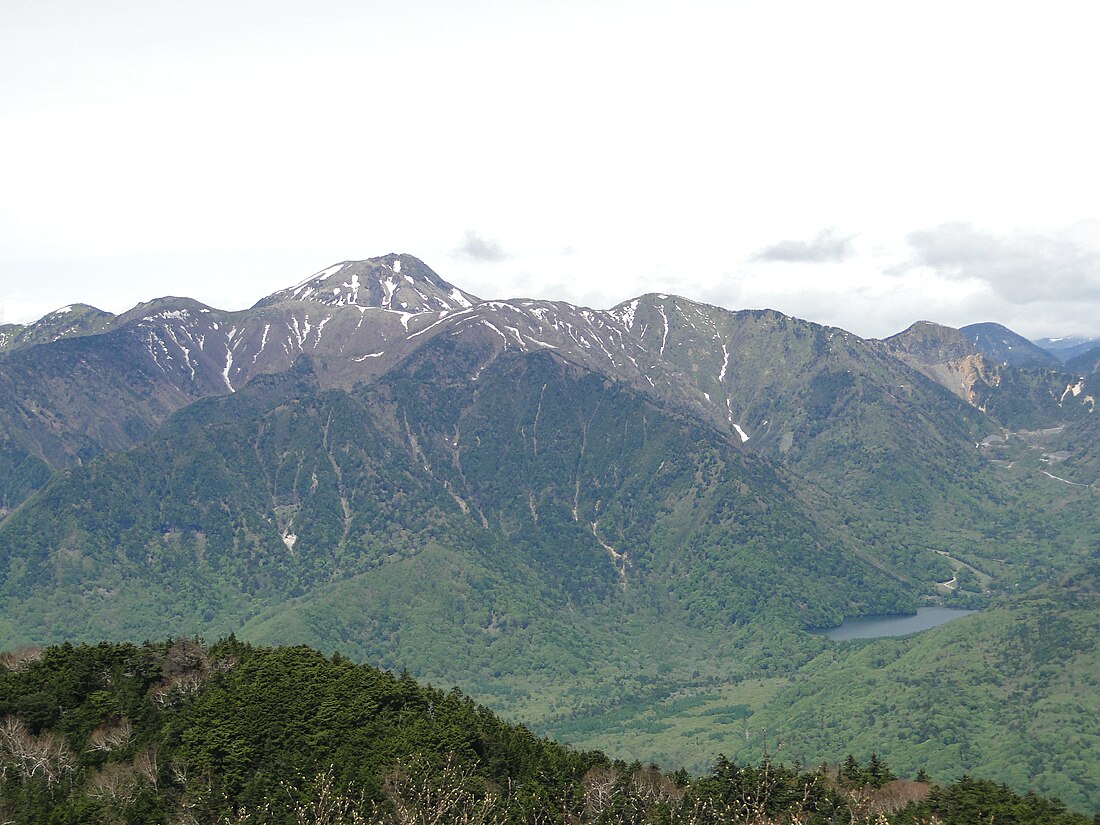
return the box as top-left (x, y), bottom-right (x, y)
top-left (3, 253), bottom-right (1096, 572)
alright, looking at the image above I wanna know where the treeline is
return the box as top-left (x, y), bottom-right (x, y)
top-left (0, 639), bottom-right (1092, 824)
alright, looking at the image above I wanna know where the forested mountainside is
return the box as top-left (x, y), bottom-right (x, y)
top-left (544, 562), bottom-right (1100, 811)
top-left (0, 348), bottom-right (908, 702)
top-left (0, 639), bottom-right (1092, 824)
top-left (1, 254), bottom-right (1098, 812)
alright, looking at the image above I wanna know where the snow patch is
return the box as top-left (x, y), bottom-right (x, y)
top-left (253, 324), bottom-right (270, 363)
top-left (393, 259), bottom-right (402, 273)
top-left (732, 423), bottom-right (750, 442)
top-left (480, 320), bottom-right (509, 342)
top-left (657, 305), bottom-right (670, 356)
top-left (289, 316), bottom-right (311, 349)
top-left (382, 277), bottom-right (398, 309)
top-left (616, 298), bottom-right (639, 329)
top-left (150, 309), bottom-right (190, 321)
top-left (450, 288), bottom-right (474, 309)
top-left (719, 344), bottom-right (730, 382)
top-left (222, 348), bottom-right (235, 392)
top-left (503, 325), bottom-right (529, 350)
top-left (408, 307), bottom-right (475, 339)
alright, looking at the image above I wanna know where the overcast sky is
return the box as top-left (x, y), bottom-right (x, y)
top-left (3, 1), bottom-right (1099, 340)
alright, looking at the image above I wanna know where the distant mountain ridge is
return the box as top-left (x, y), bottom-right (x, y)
top-left (960, 322), bottom-right (1061, 369)
top-left (2, 253), bottom-right (1097, 510)
top-left (1035, 334), bottom-right (1100, 362)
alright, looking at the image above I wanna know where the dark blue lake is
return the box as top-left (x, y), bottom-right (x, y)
top-left (810, 607), bottom-right (977, 641)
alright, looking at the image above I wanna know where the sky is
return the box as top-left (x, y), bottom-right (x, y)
top-left (2, 1), bottom-right (1100, 340)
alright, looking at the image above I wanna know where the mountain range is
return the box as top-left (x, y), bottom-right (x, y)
top-left (1, 254), bottom-right (1098, 808)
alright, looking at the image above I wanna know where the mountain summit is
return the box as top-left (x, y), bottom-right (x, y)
top-left (253, 254), bottom-right (480, 313)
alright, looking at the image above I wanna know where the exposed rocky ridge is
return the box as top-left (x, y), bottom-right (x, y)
top-left (884, 322), bottom-right (995, 405)
top-left (882, 320), bottom-right (1096, 429)
top-left (2, 254), bottom-right (1097, 514)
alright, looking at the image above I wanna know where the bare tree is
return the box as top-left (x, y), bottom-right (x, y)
top-left (87, 718), bottom-right (134, 752)
top-left (582, 766), bottom-right (620, 818)
top-left (0, 716), bottom-right (75, 784)
top-left (87, 761), bottom-right (140, 802)
top-left (0, 647), bottom-right (44, 672)
top-left (629, 765), bottom-right (680, 806)
top-left (135, 745), bottom-right (160, 791)
top-left (150, 671), bottom-right (207, 708)
top-left (380, 755), bottom-right (506, 825)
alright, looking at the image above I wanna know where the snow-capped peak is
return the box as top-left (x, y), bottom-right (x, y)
top-left (253, 254), bottom-right (481, 313)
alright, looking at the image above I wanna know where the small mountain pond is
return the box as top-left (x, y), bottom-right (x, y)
top-left (810, 607), bottom-right (977, 641)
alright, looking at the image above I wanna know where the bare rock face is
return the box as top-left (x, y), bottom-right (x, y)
top-left (883, 321), bottom-right (997, 403)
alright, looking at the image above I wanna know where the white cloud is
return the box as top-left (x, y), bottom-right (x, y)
top-left (0, 298), bottom-right (60, 327)
top-left (453, 231), bottom-right (511, 263)
top-left (753, 229), bottom-right (857, 263)
top-left (2, 3), bottom-right (1100, 339)
top-left (904, 222), bottom-right (1100, 303)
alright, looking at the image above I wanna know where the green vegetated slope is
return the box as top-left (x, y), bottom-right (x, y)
top-left (623, 299), bottom-right (1095, 593)
top-left (1046, 367), bottom-right (1100, 486)
top-left (0, 638), bottom-right (1092, 825)
top-left (729, 563), bottom-right (1100, 811)
top-left (0, 341), bottom-right (908, 716)
top-left (542, 564), bottom-right (1100, 812)
top-left (0, 315), bottom-right (225, 504)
